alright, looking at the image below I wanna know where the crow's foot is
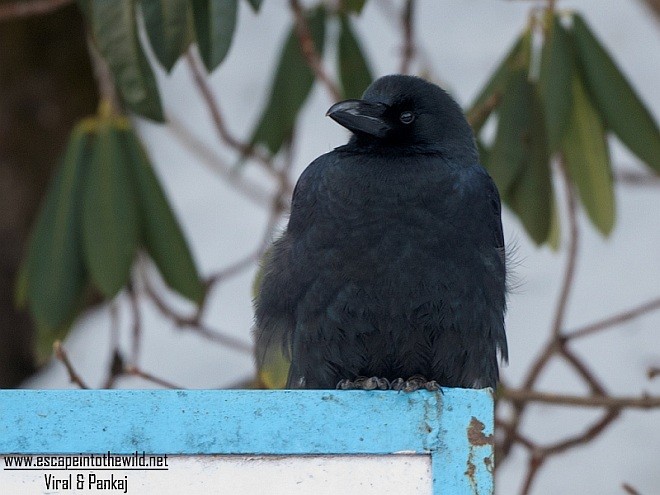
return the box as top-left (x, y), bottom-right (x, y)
top-left (390, 375), bottom-right (441, 393)
top-left (336, 376), bottom-right (390, 390)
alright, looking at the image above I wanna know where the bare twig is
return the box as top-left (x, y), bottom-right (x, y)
top-left (289, 0), bottom-right (342, 102)
top-left (0, 0), bottom-right (72, 21)
top-left (551, 159), bottom-right (579, 338)
top-left (544, 409), bottom-right (620, 456)
top-left (564, 297), bottom-right (660, 340)
top-left (640, 0), bottom-right (660, 21)
top-left (185, 50), bottom-right (276, 172)
top-left (399, 0), bottom-right (416, 74)
top-left (502, 389), bottom-right (660, 409)
top-left (648, 367), bottom-right (660, 379)
top-left (519, 455), bottom-right (544, 495)
top-left (616, 170), bottom-right (660, 186)
top-left (124, 365), bottom-right (182, 389)
top-left (168, 116), bottom-right (275, 207)
top-left (495, 419), bottom-right (536, 451)
top-left (559, 345), bottom-right (606, 395)
top-left (622, 482), bottom-right (643, 495)
top-left (53, 341), bottom-right (89, 389)
top-left (101, 302), bottom-right (123, 389)
top-left (142, 273), bottom-right (253, 354)
top-left (126, 283), bottom-right (142, 364)
top-left (85, 33), bottom-right (122, 114)
top-left (101, 350), bottom-right (125, 389)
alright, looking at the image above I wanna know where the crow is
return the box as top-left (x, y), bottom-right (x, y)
top-left (254, 74), bottom-right (507, 391)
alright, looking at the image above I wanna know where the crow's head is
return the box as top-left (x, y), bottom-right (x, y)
top-left (327, 75), bottom-right (477, 160)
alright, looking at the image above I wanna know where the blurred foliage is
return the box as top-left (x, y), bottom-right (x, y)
top-left (467, 11), bottom-right (659, 244)
top-left (19, 102), bottom-right (203, 358)
top-left (19, 1), bottom-right (660, 362)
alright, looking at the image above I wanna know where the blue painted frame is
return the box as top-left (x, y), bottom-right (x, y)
top-left (0, 389), bottom-right (493, 494)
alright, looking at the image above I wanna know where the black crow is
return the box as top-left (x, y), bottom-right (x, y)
top-left (254, 75), bottom-right (507, 391)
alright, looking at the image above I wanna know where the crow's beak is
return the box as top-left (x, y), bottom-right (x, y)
top-left (326, 99), bottom-right (391, 138)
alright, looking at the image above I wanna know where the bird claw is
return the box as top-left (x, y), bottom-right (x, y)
top-left (336, 376), bottom-right (390, 390)
top-left (391, 375), bottom-right (442, 393)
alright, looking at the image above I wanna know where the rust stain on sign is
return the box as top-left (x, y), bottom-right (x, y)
top-left (467, 416), bottom-right (493, 447)
top-left (465, 416), bottom-right (495, 494)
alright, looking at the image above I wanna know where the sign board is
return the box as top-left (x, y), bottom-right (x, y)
top-left (0, 389), bottom-right (493, 494)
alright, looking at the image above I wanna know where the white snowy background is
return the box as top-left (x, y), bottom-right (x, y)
top-left (23, 1), bottom-right (660, 493)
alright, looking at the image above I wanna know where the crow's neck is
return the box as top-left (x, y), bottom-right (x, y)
top-left (340, 136), bottom-right (479, 164)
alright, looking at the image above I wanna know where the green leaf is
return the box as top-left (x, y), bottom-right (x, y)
top-left (249, 6), bottom-right (326, 155)
top-left (120, 129), bottom-right (205, 303)
top-left (341, 0), bottom-right (368, 14)
top-left (487, 67), bottom-right (552, 245)
top-left (486, 68), bottom-right (533, 196)
top-left (466, 30), bottom-right (528, 134)
top-left (24, 126), bottom-right (90, 328)
top-left (192, 0), bottom-right (238, 72)
top-left (337, 15), bottom-right (373, 99)
top-left (91, 1), bottom-right (164, 121)
top-left (141, 0), bottom-right (192, 72)
top-left (34, 290), bottom-right (91, 363)
top-left (506, 88), bottom-right (553, 245)
top-left (572, 13), bottom-right (660, 172)
top-left (539, 14), bottom-right (574, 153)
top-left (562, 76), bottom-right (615, 235)
top-left (82, 121), bottom-right (141, 298)
top-left (245, 0), bottom-right (263, 12)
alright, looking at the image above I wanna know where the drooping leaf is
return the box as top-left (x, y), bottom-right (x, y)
top-left (141, 0), bottom-right (192, 72)
top-left (82, 120), bottom-right (141, 298)
top-left (90, 1), bottom-right (164, 121)
top-left (539, 14), bottom-right (574, 153)
top-left (486, 68), bottom-right (533, 196)
top-left (466, 30), bottom-right (528, 133)
top-left (245, 0), bottom-right (263, 12)
top-left (120, 129), bottom-right (205, 303)
top-left (572, 13), bottom-right (660, 172)
top-left (562, 76), bottom-right (615, 235)
top-left (191, 0), bottom-right (238, 72)
top-left (34, 288), bottom-right (93, 363)
top-left (24, 126), bottom-right (90, 328)
top-left (249, 6), bottom-right (326, 155)
top-left (487, 66), bottom-right (552, 245)
top-left (338, 14), bottom-right (373, 99)
top-left (506, 89), bottom-right (553, 245)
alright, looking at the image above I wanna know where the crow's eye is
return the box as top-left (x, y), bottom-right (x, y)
top-left (399, 111), bottom-right (415, 124)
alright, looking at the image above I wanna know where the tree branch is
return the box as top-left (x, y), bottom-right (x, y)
top-left (502, 389), bottom-right (660, 409)
top-left (399, 0), bottom-right (416, 74)
top-left (564, 297), bottom-right (660, 340)
top-left (53, 341), bottom-right (89, 389)
top-left (185, 50), bottom-right (276, 172)
top-left (551, 159), bottom-right (579, 338)
top-left (0, 0), bottom-right (72, 21)
top-left (124, 365), bottom-right (182, 389)
top-left (167, 115), bottom-right (275, 208)
top-left (289, 0), bottom-right (342, 102)
top-left (141, 272), bottom-right (253, 354)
